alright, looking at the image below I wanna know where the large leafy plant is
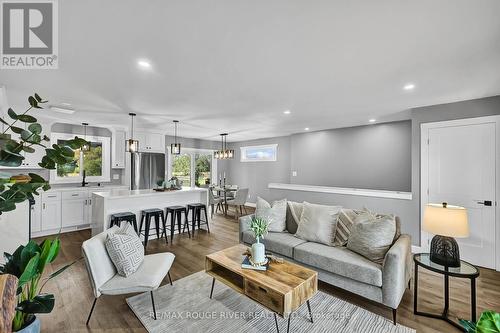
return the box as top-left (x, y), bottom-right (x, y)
top-left (460, 311), bottom-right (500, 333)
top-left (0, 93), bottom-right (88, 214)
top-left (0, 238), bottom-right (75, 331)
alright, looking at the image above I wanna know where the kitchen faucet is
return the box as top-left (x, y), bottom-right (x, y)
top-left (81, 170), bottom-right (89, 187)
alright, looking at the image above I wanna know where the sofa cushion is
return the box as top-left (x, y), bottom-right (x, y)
top-left (99, 252), bottom-right (175, 295)
top-left (294, 202), bottom-right (342, 246)
top-left (242, 230), bottom-right (306, 258)
top-left (293, 242), bottom-right (383, 287)
top-left (255, 197), bottom-right (287, 232)
top-left (347, 213), bottom-right (396, 264)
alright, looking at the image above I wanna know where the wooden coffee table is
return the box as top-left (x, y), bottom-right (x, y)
top-left (205, 244), bottom-right (318, 333)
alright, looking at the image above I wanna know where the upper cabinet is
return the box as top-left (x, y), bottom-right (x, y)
top-left (134, 131), bottom-right (165, 153)
top-left (112, 129), bottom-right (126, 169)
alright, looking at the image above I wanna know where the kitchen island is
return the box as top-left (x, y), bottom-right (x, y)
top-left (91, 187), bottom-right (209, 237)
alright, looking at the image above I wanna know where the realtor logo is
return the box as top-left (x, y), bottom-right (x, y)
top-left (1, 0), bottom-right (58, 69)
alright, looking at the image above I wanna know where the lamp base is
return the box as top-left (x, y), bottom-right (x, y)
top-left (430, 235), bottom-right (461, 267)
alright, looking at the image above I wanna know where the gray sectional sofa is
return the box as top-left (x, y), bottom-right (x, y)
top-left (238, 206), bottom-right (412, 324)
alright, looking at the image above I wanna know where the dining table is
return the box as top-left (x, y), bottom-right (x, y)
top-left (213, 186), bottom-right (238, 216)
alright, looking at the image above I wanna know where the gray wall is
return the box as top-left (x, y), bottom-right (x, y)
top-left (290, 121), bottom-right (411, 191)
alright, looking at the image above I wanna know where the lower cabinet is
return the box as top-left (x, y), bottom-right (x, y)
top-left (41, 192), bottom-right (62, 232)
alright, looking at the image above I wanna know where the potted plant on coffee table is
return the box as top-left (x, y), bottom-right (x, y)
top-left (249, 216), bottom-right (270, 265)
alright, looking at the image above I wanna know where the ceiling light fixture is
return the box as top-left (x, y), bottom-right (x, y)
top-left (126, 113), bottom-right (139, 153)
top-left (283, 110), bottom-right (291, 115)
top-left (369, 119), bottom-right (376, 123)
top-left (304, 127), bottom-right (310, 131)
top-left (81, 123), bottom-right (90, 151)
top-left (170, 120), bottom-right (181, 155)
top-left (403, 83), bottom-right (415, 91)
top-left (214, 133), bottom-right (234, 160)
top-left (137, 59), bottom-right (152, 70)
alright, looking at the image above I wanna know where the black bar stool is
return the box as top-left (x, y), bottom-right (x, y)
top-left (139, 208), bottom-right (167, 248)
top-left (109, 212), bottom-right (138, 233)
top-left (165, 205), bottom-right (191, 242)
top-left (185, 203), bottom-right (210, 236)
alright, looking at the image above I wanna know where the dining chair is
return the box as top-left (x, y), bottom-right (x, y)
top-left (225, 188), bottom-right (249, 220)
top-left (82, 226), bottom-right (175, 325)
top-left (208, 189), bottom-right (223, 218)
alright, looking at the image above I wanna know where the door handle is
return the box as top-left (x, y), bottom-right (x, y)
top-left (477, 200), bottom-right (493, 206)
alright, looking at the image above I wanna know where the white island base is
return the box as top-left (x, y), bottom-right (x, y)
top-left (91, 188), bottom-right (209, 239)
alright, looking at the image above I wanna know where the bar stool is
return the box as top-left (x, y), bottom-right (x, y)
top-left (185, 203), bottom-right (210, 236)
top-left (139, 208), bottom-right (167, 248)
top-left (165, 205), bottom-right (191, 242)
top-left (109, 212), bottom-right (138, 233)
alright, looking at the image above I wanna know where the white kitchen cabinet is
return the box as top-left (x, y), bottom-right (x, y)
top-left (41, 192), bottom-right (62, 231)
top-left (135, 131), bottom-right (165, 153)
top-left (61, 190), bottom-right (88, 227)
top-left (112, 129), bottom-right (126, 169)
top-left (30, 199), bottom-right (41, 233)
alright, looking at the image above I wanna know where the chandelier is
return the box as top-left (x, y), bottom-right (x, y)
top-left (214, 133), bottom-right (234, 159)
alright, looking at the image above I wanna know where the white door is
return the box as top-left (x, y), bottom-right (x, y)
top-left (425, 120), bottom-right (497, 269)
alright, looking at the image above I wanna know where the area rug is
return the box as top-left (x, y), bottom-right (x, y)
top-left (126, 271), bottom-right (415, 333)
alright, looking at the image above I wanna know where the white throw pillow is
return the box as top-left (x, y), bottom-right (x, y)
top-left (105, 223), bottom-right (144, 277)
top-left (294, 202), bottom-right (342, 246)
top-left (255, 197), bottom-right (287, 232)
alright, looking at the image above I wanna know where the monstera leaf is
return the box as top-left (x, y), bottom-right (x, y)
top-left (460, 311), bottom-right (500, 333)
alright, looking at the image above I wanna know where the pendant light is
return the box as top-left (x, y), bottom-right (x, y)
top-left (81, 123), bottom-right (90, 151)
top-left (126, 112), bottom-right (139, 153)
top-left (215, 133), bottom-right (234, 159)
top-left (170, 120), bottom-right (181, 155)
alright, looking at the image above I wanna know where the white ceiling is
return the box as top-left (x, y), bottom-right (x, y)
top-left (2, 0), bottom-right (500, 142)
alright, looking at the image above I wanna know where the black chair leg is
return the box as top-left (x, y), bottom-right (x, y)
top-left (170, 211), bottom-right (175, 243)
top-left (392, 308), bottom-right (397, 325)
top-left (161, 212), bottom-right (168, 244)
top-left (203, 207), bottom-right (210, 233)
top-left (154, 215), bottom-right (160, 239)
top-left (151, 291), bottom-right (157, 320)
top-left (183, 210), bottom-right (191, 238)
top-left (86, 298), bottom-right (97, 326)
top-left (139, 214), bottom-right (145, 234)
top-left (131, 216), bottom-right (138, 234)
top-left (191, 207), bottom-right (196, 236)
top-left (144, 216), bottom-right (151, 248)
top-left (168, 272), bottom-right (173, 285)
top-left (197, 207), bottom-right (201, 229)
top-left (177, 211), bottom-right (183, 240)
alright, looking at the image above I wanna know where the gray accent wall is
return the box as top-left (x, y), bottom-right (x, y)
top-left (290, 121), bottom-right (411, 191)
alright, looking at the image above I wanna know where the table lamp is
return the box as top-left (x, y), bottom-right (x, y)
top-left (423, 202), bottom-right (469, 267)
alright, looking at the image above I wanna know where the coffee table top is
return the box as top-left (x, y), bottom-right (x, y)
top-left (206, 244), bottom-right (317, 295)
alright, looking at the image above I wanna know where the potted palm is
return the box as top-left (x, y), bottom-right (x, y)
top-left (249, 217), bottom-right (270, 265)
top-left (0, 238), bottom-right (74, 332)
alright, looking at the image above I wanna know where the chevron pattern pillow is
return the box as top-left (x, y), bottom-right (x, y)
top-left (105, 223), bottom-right (144, 277)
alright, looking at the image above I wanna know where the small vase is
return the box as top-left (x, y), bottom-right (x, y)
top-left (251, 237), bottom-right (266, 264)
top-left (16, 316), bottom-right (40, 333)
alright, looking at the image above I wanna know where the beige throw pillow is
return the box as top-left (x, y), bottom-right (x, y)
top-left (255, 197), bottom-right (287, 232)
top-left (347, 212), bottom-right (396, 264)
top-left (294, 202), bottom-right (342, 246)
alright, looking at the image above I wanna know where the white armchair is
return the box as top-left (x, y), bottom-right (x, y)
top-left (82, 226), bottom-right (175, 325)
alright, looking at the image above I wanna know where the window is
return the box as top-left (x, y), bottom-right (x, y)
top-left (168, 148), bottom-right (217, 188)
top-left (50, 133), bottom-right (110, 183)
top-left (240, 144), bottom-right (278, 162)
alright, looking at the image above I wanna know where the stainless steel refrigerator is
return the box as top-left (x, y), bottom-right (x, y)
top-left (131, 152), bottom-right (165, 190)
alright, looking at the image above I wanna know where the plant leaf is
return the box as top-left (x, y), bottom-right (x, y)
top-left (476, 310), bottom-right (500, 333)
top-left (7, 108), bottom-right (17, 120)
top-left (11, 126), bottom-right (24, 134)
top-left (34, 93), bottom-right (42, 102)
top-left (459, 319), bottom-right (477, 333)
top-left (28, 123), bottom-right (42, 134)
top-left (0, 117), bottom-right (9, 125)
top-left (17, 115), bottom-right (37, 123)
top-left (16, 294), bottom-right (55, 314)
top-left (17, 253), bottom-right (40, 290)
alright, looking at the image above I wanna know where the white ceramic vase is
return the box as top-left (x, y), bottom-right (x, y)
top-left (251, 237), bottom-right (266, 264)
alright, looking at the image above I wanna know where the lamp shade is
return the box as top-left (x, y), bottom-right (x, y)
top-left (423, 203), bottom-right (469, 238)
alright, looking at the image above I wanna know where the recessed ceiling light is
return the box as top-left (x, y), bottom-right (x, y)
top-left (369, 119), bottom-right (376, 123)
top-left (283, 110), bottom-right (291, 115)
top-left (304, 127), bottom-right (310, 131)
top-left (137, 59), bottom-right (152, 70)
top-left (403, 83), bottom-right (415, 91)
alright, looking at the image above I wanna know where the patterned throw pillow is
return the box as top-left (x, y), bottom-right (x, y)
top-left (255, 197), bottom-right (287, 232)
top-left (333, 209), bottom-right (361, 246)
top-left (105, 223), bottom-right (144, 277)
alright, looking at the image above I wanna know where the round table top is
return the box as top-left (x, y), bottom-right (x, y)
top-left (413, 253), bottom-right (479, 278)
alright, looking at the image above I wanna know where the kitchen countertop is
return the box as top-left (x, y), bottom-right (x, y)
top-left (47, 185), bottom-right (129, 192)
top-left (93, 187), bottom-right (207, 199)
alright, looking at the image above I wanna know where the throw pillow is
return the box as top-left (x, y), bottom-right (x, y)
top-left (105, 223), bottom-right (144, 277)
top-left (333, 208), bottom-right (362, 246)
top-left (347, 213), bottom-right (396, 264)
top-left (255, 197), bottom-right (287, 232)
top-left (286, 201), bottom-right (303, 234)
top-left (294, 202), bottom-right (342, 246)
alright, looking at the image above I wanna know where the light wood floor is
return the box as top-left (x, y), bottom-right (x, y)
top-left (36, 210), bottom-right (500, 332)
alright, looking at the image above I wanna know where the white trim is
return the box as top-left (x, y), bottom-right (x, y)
top-left (240, 144), bottom-right (278, 162)
top-left (268, 183), bottom-right (412, 200)
top-left (420, 115), bottom-right (500, 271)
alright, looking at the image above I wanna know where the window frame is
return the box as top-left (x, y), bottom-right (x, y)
top-left (49, 132), bottom-right (111, 184)
top-left (167, 147), bottom-right (217, 188)
top-left (240, 144), bottom-right (278, 162)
